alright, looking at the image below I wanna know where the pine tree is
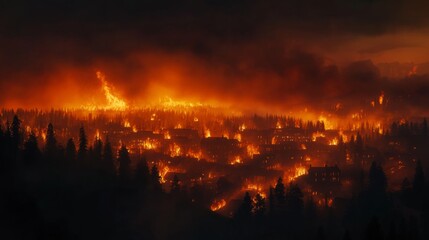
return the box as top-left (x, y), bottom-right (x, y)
top-left (103, 135), bottom-right (115, 175)
top-left (253, 193), bottom-right (266, 218)
top-left (269, 186), bottom-right (275, 214)
top-left (45, 123), bottom-right (57, 159)
top-left (366, 217), bottom-right (383, 240)
top-left (117, 145), bottom-right (131, 182)
top-left (286, 183), bottom-right (304, 217)
top-left (93, 136), bottom-right (103, 163)
top-left (135, 158), bottom-right (150, 188)
top-left (235, 192), bottom-right (252, 220)
top-left (78, 126), bottom-right (88, 161)
top-left (274, 177), bottom-right (285, 206)
top-left (11, 115), bottom-right (21, 152)
top-left (412, 160), bottom-right (425, 194)
top-left (171, 174), bottom-right (181, 195)
top-left (23, 132), bottom-right (41, 164)
top-left (369, 161), bottom-right (387, 193)
top-left (66, 138), bottom-right (76, 162)
top-left (151, 165), bottom-right (162, 192)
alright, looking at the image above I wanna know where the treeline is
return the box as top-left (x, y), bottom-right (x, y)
top-left (0, 115), bottom-right (227, 240)
top-left (231, 160), bottom-right (429, 240)
top-left (1, 115), bottom-right (429, 239)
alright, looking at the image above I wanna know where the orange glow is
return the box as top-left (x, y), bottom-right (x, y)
top-left (246, 144), bottom-right (260, 158)
top-left (329, 137), bottom-right (338, 146)
top-left (312, 131), bottom-right (325, 141)
top-left (289, 165), bottom-right (307, 181)
top-left (210, 199), bottom-right (226, 211)
top-left (95, 71), bottom-right (128, 111)
top-left (204, 129), bottom-right (211, 138)
top-left (230, 156), bottom-right (242, 165)
top-left (170, 143), bottom-right (181, 157)
top-left (379, 91), bottom-right (384, 105)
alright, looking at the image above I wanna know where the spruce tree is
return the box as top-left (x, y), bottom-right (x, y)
top-left (78, 126), bottom-right (88, 161)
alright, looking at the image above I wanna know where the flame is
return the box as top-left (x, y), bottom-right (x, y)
top-left (124, 120), bottom-right (131, 128)
top-left (210, 199), bottom-right (226, 211)
top-left (158, 96), bottom-right (204, 109)
top-left (276, 121), bottom-right (282, 129)
top-left (96, 71), bottom-right (128, 111)
top-left (204, 129), bottom-right (211, 138)
top-left (378, 91), bottom-right (384, 105)
top-left (230, 156), bottom-right (242, 165)
top-left (239, 123), bottom-right (246, 131)
top-left (329, 137), bottom-right (338, 146)
top-left (164, 131), bottom-right (171, 139)
top-left (234, 133), bottom-right (242, 142)
top-left (247, 144), bottom-right (260, 158)
top-left (289, 165), bottom-right (307, 181)
top-left (312, 131), bottom-right (325, 141)
top-left (170, 143), bottom-right (181, 157)
top-left (141, 138), bottom-right (158, 150)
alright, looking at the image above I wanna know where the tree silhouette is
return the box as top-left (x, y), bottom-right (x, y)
top-left (103, 135), bottom-right (115, 175)
top-left (366, 217), bottom-right (383, 240)
top-left (253, 193), bottom-right (265, 218)
top-left (151, 165), bottom-right (162, 192)
top-left (23, 132), bottom-right (41, 164)
top-left (135, 158), bottom-right (150, 189)
top-left (316, 226), bottom-right (326, 240)
top-left (235, 192), bottom-right (252, 220)
top-left (369, 161), bottom-right (387, 193)
top-left (170, 174), bottom-right (181, 196)
top-left (93, 136), bottom-right (103, 163)
top-left (77, 125), bottom-right (88, 161)
top-left (412, 160), bottom-right (425, 194)
top-left (11, 115), bottom-right (21, 153)
top-left (268, 186), bottom-right (275, 214)
top-left (117, 145), bottom-right (131, 182)
top-left (44, 123), bottom-right (57, 159)
top-left (285, 183), bottom-right (303, 216)
top-left (65, 138), bottom-right (76, 162)
top-left (386, 222), bottom-right (396, 240)
top-left (274, 177), bottom-right (285, 208)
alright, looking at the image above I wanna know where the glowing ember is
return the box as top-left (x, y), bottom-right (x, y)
top-left (210, 199), bottom-right (226, 211)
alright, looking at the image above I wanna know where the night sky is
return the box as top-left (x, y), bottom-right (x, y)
top-left (1, 0), bottom-right (429, 114)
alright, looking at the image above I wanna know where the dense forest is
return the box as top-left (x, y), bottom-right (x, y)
top-left (1, 115), bottom-right (428, 240)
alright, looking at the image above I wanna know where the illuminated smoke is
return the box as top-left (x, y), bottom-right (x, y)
top-left (96, 71), bottom-right (128, 111)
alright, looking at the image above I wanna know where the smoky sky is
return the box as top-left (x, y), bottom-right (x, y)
top-left (1, 0), bottom-right (429, 114)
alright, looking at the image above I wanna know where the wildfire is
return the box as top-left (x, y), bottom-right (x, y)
top-left (329, 137), bottom-right (338, 146)
top-left (378, 91), bottom-right (384, 105)
top-left (289, 165), bottom-right (307, 181)
top-left (96, 71), bottom-right (128, 111)
top-left (246, 144), bottom-right (260, 158)
top-left (210, 199), bottom-right (226, 211)
top-left (170, 143), bottom-right (181, 157)
top-left (204, 129), bottom-right (211, 138)
top-left (312, 131), bottom-right (325, 141)
top-left (230, 156), bottom-right (242, 165)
